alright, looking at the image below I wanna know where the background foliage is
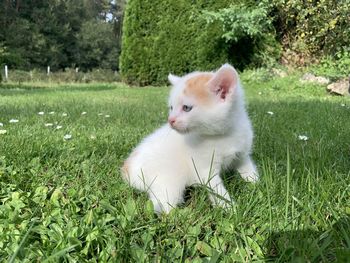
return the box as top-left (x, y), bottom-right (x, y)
top-left (120, 0), bottom-right (350, 85)
top-left (0, 1), bottom-right (349, 85)
top-left (274, 0), bottom-right (350, 64)
top-left (0, 0), bottom-right (124, 71)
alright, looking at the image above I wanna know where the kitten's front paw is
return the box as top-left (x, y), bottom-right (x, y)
top-left (237, 157), bottom-right (259, 183)
top-left (241, 171), bottom-right (259, 183)
top-left (152, 200), bottom-right (175, 215)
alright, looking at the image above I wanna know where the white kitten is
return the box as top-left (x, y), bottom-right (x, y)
top-left (121, 64), bottom-right (258, 213)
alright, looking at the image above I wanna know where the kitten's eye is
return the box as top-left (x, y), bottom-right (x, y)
top-left (182, 105), bottom-right (193, 112)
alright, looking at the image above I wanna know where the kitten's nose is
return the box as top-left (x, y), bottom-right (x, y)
top-left (168, 117), bottom-right (176, 126)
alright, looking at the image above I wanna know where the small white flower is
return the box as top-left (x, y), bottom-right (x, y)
top-left (81, 112), bottom-right (87, 115)
top-left (341, 103), bottom-right (345, 107)
top-left (49, 111), bottom-right (55, 115)
top-left (38, 111), bottom-right (44, 115)
top-left (63, 134), bottom-right (72, 140)
top-left (0, 130), bottom-right (7, 135)
top-left (258, 92), bottom-right (262, 95)
top-left (298, 135), bottom-right (309, 141)
top-left (267, 111), bottom-right (274, 115)
top-left (56, 125), bottom-right (63, 130)
top-left (44, 123), bottom-right (53, 127)
top-left (105, 114), bottom-right (110, 118)
top-left (62, 113), bottom-right (68, 117)
top-left (0, 123), bottom-right (3, 127)
top-left (9, 119), bottom-right (19, 123)
top-left (98, 113), bottom-right (103, 116)
top-left (90, 135), bottom-right (96, 140)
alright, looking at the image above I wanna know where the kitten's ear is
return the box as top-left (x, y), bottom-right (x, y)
top-left (168, 74), bottom-right (181, 86)
top-left (207, 64), bottom-right (238, 100)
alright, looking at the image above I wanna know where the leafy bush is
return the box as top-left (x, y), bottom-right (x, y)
top-left (203, 4), bottom-right (271, 42)
top-left (202, 2), bottom-right (281, 68)
top-left (274, 0), bottom-right (350, 60)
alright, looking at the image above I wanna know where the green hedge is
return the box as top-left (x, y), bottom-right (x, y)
top-left (119, 0), bottom-right (231, 86)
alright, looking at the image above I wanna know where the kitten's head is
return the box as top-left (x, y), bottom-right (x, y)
top-left (167, 64), bottom-right (243, 135)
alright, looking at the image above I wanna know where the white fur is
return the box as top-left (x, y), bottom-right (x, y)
top-left (122, 64), bottom-right (258, 213)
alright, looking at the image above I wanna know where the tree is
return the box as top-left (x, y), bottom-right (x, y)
top-left (0, 0), bottom-right (124, 70)
top-left (76, 20), bottom-right (119, 70)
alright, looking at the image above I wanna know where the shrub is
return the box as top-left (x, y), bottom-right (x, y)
top-left (274, 0), bottom-right (350, 61)
top-left (202, 1), bottom-right (281, 68)
top-left (7, 70), bottom-right (32, 83)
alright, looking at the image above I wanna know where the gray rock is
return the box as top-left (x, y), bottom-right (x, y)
top-left (300, 73), bottom-right (330, 85)
top-left (327, 78), bottom-right (350, 96)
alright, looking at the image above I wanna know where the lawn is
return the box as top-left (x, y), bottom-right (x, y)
top-left (0, 72), bottom-right (349, 262)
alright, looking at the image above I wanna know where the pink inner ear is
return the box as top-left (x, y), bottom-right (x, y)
top-left (218, 77), bottom-right (232, 99)
top-left (209, 67), bottom-right (237, 100)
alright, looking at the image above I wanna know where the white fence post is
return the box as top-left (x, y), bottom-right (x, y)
top-left (47, 66), bottom-right (50, 75)
top-left (5, 65), bottom-right (8, 80)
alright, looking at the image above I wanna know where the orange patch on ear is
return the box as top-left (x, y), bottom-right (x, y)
top-left (184, 73), bottom-right (214, 105)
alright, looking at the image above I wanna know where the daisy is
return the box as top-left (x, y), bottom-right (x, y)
top-left (105, 115), bottom-right (110, 118)
top-left (38, 111), bottom-right (44, 115)
top-left (298, 135), bottom-right (308, 141)
top-left (81, 112), bottom-right (87, 115)
top-left (44, 123), bottom-right (53, 127)
top-left (0, 123), bottom-right (3, 127)
top-left (9, 119), bottom-right (19, 123)
top-left (56, 125), bottom-right (63, 130)
top-left (62, 113), bottom-right (68, 117)
top-left (63, 134), bottom-right (72, 140)
top-left (0, 130), bottom-right (7, 135)
top-left (267, 111), bottom-right (274, 115)
top-left (49, 111), bottom-right (55, 115)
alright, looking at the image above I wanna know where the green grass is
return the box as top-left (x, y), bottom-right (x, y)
top-left (0, 72), bottom-right (349, 262)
